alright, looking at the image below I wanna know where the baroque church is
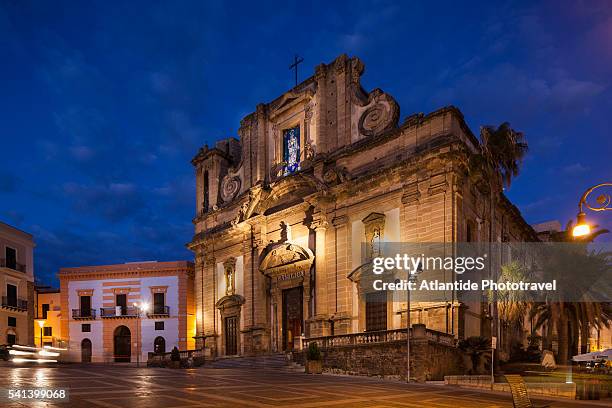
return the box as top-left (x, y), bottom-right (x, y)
top-left (188, 54), bottom-right (535, 357)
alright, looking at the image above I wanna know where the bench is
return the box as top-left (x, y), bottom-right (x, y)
top-left (504, 375), bottom-right (550, 408)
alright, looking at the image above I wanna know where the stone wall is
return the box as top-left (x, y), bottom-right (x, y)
top-left (445, 376), bottom-right (577, 399)
top-left (295, 328), bottom-right (465, 382)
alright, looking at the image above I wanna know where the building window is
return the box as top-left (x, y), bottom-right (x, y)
top-left (153, 293), bottom-right (165, 314)
top-left (82, 324), bottom-right (91, 332)
top-left (283, 126), bottom-right (300, 175)
top-left (43, 327), bottom-right (52, 337)
top-left (203, 170), bottom-right (209, 212)
top-left (5, 246), bottom-right (17, 270)
top-left (6, 284), bottom-right (17, 307)
top-left (8, 316), bottom-right (16, 327)
top-left (116, 294), bottom-right (127, 315)
top-left (7, 334), bottom-right (16, 345)
top-left (155, 321), bottom-right (164, 331)
top-left (80, 295), bottom-right (92, 317)
top-left (42, 303), bottom-right (50, 319)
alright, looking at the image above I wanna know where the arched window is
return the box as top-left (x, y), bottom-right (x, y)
top-left (154, 336), bottom-right (166, 354)
top-left (203, 170), bottom-right (209, 212)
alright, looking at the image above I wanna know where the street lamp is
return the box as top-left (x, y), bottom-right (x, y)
top-left (35, 318), bottom-right (45, 348)
top-left (134, 302), bottom-right (149, 367)
top-left (572, 183), bottom-right (612, 237)
top-left (406, 262), bottom-right (422, 383)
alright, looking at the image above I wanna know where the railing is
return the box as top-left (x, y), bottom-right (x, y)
top-left (72, 309), bottom-right (96, 319)
top-left (0, 258), bottom-right (26, 272)
top-left (303, 327), bottom-right (457, 349)
top-left (100, 306), bottom-right (139, 317)
top-left (1, 296), bottom-right (28, 311)
top-left (147, 349), bottom-right (204, 364)
top-left (147, 305), bottom-right (170, 317)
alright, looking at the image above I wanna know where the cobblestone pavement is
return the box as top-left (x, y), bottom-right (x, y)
top-left (0, 364), bottom-right (605, 407)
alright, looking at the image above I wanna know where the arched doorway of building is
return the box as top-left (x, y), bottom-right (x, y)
top-left (113, 325), bottom-right (131, 362)
top-left (81, 338), bottom-right (92, 362)
top-left (153, 336), bottom-right (165, 354)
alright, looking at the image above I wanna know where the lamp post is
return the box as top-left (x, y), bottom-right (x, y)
top-left (406, 263), bottom-right (422, 383)
top-left (134, 302), bottom-right (149, 367)
top-left (35, 318), bottom-right (45, 348)
top-left (572, 182), bottom-right (612, 237)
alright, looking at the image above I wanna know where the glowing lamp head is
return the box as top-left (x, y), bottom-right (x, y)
top-left (572, 212), bottom-right (591, 237)
top-left (35, 319), bottom-right (45, 329)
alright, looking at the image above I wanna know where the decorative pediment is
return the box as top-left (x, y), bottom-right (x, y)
top-left (269, 84), bottom-right (316, 119)
top-left (347, 261), bottom-right (372, 283)
top-left (259, 242), bottom-right (314, 277)
top-left (215, 294), bottom-right (245, 310)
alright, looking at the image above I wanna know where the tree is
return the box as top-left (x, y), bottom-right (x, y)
top-left (469, 122), bottom-right (528, 360)
top-left (488, 261), bottom-right (531, 359)
top-left (529, 228), bottom-right (611, 363)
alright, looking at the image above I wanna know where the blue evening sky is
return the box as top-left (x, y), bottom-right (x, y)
top-left (1, 1), bottom-right (611, 286)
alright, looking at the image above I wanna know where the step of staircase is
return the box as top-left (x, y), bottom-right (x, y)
top-left (208, 353), bottom-right (303, 371)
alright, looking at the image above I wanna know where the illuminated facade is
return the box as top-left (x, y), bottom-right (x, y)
top-left (34, 286), bottom-right (63, 348)
top-left (59, 261), bottom-right (195, 362)
top-left (189, 54), bottom-right (536, 357)
top-left (0, 221), bottom-right (35, 346)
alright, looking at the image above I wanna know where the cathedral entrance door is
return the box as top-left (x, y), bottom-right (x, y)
top-left (224, 316), bottom-right (238, 355)
top-left (282, 286), bottom-right (303, 351)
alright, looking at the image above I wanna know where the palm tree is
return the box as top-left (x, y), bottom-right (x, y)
top-left (488, 261), bottom-right (531, 358)
top-left (529, 227), bottom-right (611, 363)
top-left (469, 122), bottom-right (528, 357)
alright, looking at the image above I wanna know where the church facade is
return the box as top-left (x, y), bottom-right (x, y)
top-left (188, 54), bottom-right (535, 357)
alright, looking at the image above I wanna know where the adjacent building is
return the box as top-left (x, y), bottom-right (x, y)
top-left (34, 285), bottom-right (63, 348)
top-left (188, 54), bottom-right (536, 357)
top-left (59, 261), bottom-right (195, 362)
top-left (0, 221), bottom-right (35, 346)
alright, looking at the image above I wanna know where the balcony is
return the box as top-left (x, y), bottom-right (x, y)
top-left (1, 296), bottom-right (28, 311)
top-left (147, 305), bottom-right (170, 317)
top-left (72, 309), bottom-right (96, 319)
top-left (100, 306), bottom-right (139, 318)
top-left (0, 258), bottom-right (26, 272)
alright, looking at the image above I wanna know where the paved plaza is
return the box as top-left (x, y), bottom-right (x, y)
top-left (0, 364), bottom-right (606, 407)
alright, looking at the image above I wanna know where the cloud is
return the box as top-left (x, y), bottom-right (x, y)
top-left (63, 182), bottom-right (146, 222)
top-left (559, 163), bottom-right (589, 176)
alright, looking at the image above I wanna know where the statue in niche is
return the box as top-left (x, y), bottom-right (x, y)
top-left (362, 212), bottom-right (385, 261)
top-left (224, 258), bottom-right (236, 296)
top-left (280, 221), bottom-right (291, 243)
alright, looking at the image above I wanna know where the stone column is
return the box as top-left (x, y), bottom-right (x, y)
top-left (308, 214), bottom-right (331, 337)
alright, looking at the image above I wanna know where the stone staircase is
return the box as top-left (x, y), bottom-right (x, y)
top-left (208, 353), bottom-right (304, 372)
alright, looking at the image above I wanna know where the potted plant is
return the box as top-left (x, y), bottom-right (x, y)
top-left (169, 346), bottom-right (181, 369)
top-left (305, 342), bottom-right (323, 374)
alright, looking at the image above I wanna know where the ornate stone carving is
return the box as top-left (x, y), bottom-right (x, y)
top-left (304, 140), bottom-right (315, 161)
top-left (259, 243), bottom-right (314, 277)
top-left (221, 175), bottom-right (241, 203)
top-left (223, 257), bottom-right (236, 296)
top-left (358, 91), bottom-right (399, 137)
top-left (322, 165), bottom-right (350, 184)
top-left (310, 215), bottom-right (329, 231)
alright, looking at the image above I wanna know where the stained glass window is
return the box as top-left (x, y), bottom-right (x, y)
top-left (283, 126), bottom-right (300, 175)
